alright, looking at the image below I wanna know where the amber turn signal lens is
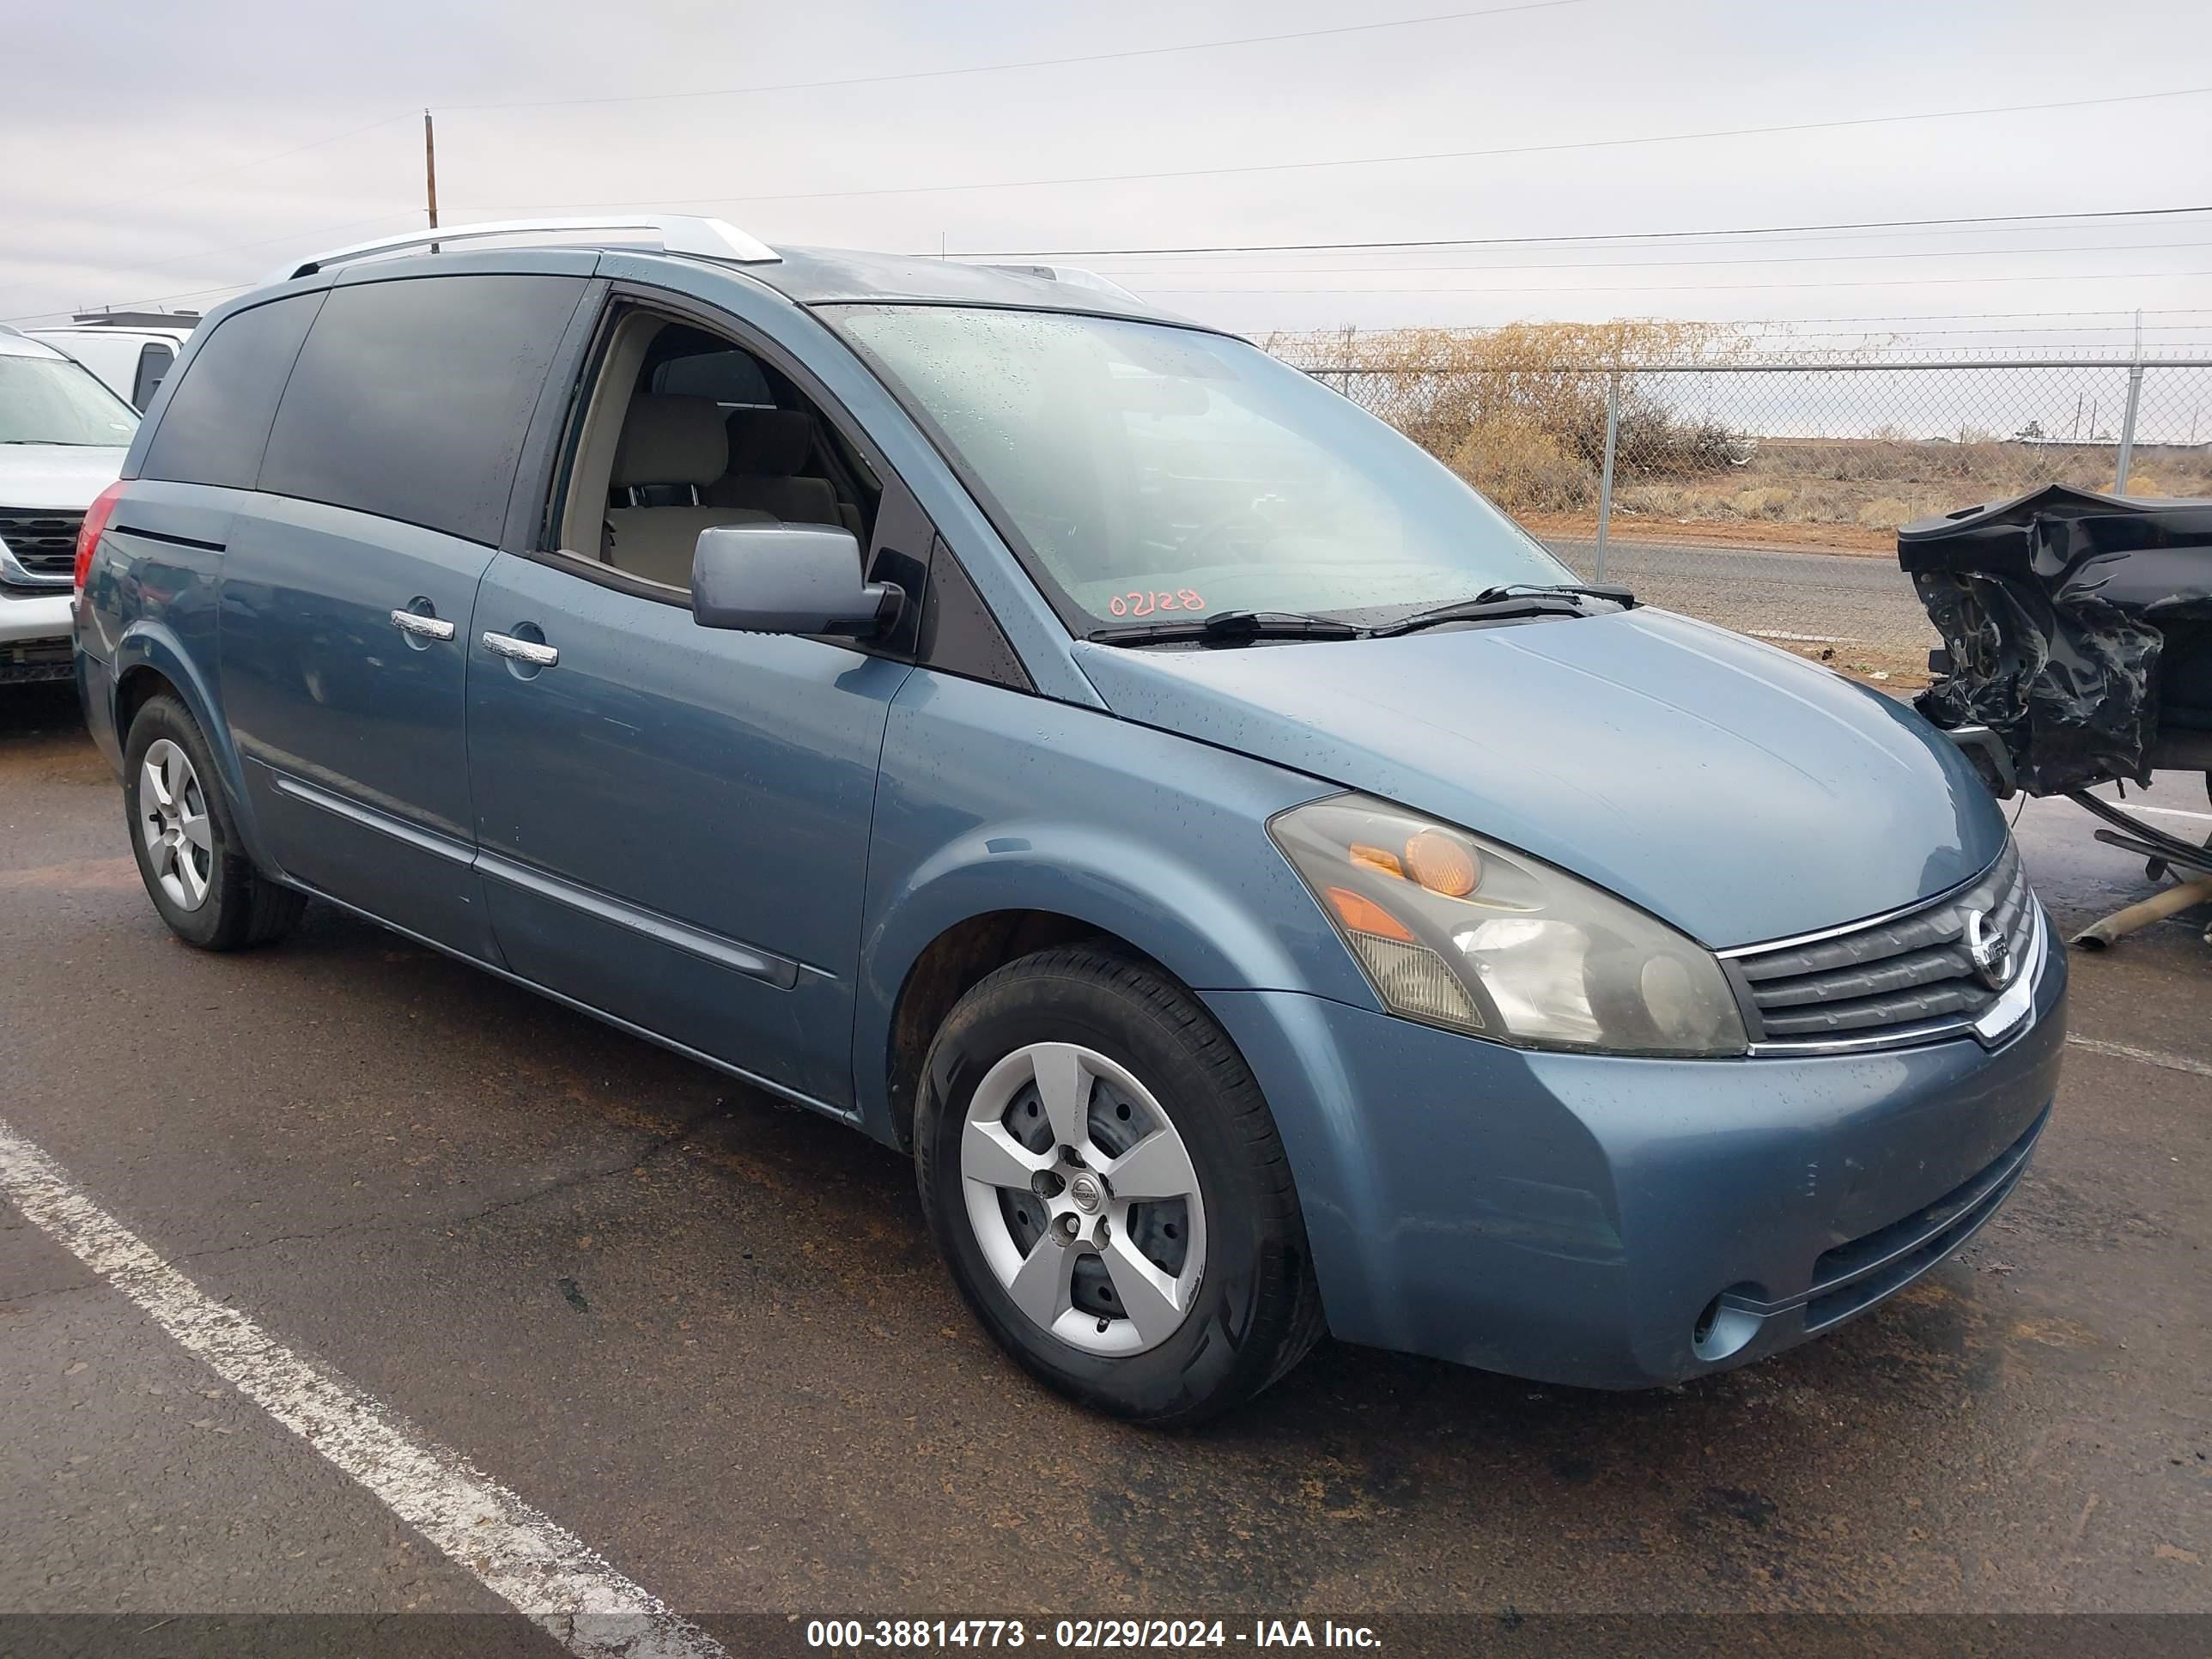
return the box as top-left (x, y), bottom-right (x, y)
top-left (1324, 885), bottom-right (1415, 942)
top-left (1404, 830), bottom-right (1480, 897)
top-left (1349, 842), bottom-right (1404, 878)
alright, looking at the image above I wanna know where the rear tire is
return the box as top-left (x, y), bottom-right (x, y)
top-left (123, 694), bottom-right (305, 951)
top-left (916, 945), bottom-right (1323, 1425)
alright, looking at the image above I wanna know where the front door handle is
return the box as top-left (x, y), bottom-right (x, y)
top-left (389, 608), bottom-right (456, 641)
top-left (482, 630), bottom-right (559, 668)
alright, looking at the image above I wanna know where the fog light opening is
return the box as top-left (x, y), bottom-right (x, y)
top-left (1691, 1287), bottom-right (1765, 1364)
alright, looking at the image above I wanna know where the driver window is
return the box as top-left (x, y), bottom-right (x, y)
top-left (555, 311), bottom-right (879, 594)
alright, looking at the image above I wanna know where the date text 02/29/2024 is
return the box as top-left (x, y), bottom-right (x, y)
top-left (804, 1620), bottom-right (1382, 1650)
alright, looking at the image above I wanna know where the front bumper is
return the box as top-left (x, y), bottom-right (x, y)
top-left (1203, 908), bottom-right (2067, 1389)
top-left (1, 587), bottom-right (74, 683)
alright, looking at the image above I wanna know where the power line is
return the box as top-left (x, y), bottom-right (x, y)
top-left (439, 1), bottom-right (1587, 113)
top-left (1148, 267), bottom-right (2212, 298)
top-left (2, 281), bottom-right (254, 326)
top-left (454, 84), bottom-right (2212, 212)
top-left (1103, 239), bottom-right (2212, 279)
top-left (1720, 307), bottom-right (2212, 325)
top-left (4, 4), bottom-right (1583, 258)
top-left (940, 204), bottom-right (2212, 260)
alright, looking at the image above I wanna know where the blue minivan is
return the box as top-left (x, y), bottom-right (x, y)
top-left (74, 217), bottom-right (2064, 1423)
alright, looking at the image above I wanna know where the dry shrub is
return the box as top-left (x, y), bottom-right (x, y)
top-left (1856, 496), bottom-right (1913, 527)
top-left (1266, 319), bottom-right (1750, 489)
top-left (1447, 414), bottom-right (1595, 511)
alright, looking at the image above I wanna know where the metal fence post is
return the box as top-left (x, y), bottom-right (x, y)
top-left (2115, 362), bottom-right (2144, 493)
top-left (1595, 371), bottom-right (1620, 581)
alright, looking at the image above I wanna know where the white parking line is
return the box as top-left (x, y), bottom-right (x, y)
top-left (0, 1117), bottom-right (727, 1659)
top-left (2064, 1036), bottom-right (2212, 1081)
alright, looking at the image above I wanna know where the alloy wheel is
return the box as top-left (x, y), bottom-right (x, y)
top-left (959, 1042), bottom-right (1207, 1356)
top-left (138, 738), bottom-right (213, 911)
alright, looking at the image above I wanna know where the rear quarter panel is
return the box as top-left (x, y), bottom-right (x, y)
top-left (82, 481), bottom-right (270, 866)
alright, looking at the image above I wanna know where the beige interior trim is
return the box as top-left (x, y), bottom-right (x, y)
top-left (557, 312), bottom-right (668, 560)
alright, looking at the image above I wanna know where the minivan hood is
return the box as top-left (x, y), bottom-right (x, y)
top-left (1073, 608), bottom-right (2008, 949)
top-left (0, 445), bottom-right (128, 510)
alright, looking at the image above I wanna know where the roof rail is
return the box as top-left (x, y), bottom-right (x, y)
top-left (271, 216), bottom-right (780, 283)
top-left (66, 309), bottom-right (202, 329)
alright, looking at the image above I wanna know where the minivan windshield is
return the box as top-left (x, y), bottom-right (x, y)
top-left (0, 354), bottom-right (140, 447)
top-left (836, 305), bottom-right (1573, 632)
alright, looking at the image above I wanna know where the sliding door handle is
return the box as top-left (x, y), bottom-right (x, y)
top-left (482, 630), bottom-right (559, 668)
top-left (389, 608), bottom-right (456, 641)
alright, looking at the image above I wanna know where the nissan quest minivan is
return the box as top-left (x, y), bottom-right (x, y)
top-left (74, 217), bottom-right (2065, 1423)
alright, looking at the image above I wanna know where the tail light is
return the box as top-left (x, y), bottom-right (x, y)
top-left (74, 481), bottom-right (125, 594)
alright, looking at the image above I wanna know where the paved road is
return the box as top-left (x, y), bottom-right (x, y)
top-left (2, 684), bottom-right (2206, 1650)
top-left (1546, 536), bottom-right (1940, 675)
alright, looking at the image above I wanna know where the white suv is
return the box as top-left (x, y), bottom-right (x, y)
top-left (25, 312), bottom-right (198, 410)
top-left (1, 326), bottom-right (137, 684)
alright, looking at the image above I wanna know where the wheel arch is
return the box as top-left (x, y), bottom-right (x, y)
top-left (109, 625), bottom-right (272, 873)
top-left (858, 821), bottom-right (1372, 1152)
top-left (879, 909), bottom-right (1170, 1152)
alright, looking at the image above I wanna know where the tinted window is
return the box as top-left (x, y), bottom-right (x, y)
top-left (131, 342), bottom-right (175, 410)
top-left (259, 274), bottom-right (587, 545)
top-left (139, 295), bottom-right (321, 488)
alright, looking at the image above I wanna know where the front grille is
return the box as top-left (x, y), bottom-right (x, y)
top-left (1726, 843), bottom-right (2034, 1048)
top-left (1, 636), bottom-right (75, 683)
top-left (0, 509), bottom-right (84, 583)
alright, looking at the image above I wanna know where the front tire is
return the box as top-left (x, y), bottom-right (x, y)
top-left (123, 694), bottom-right (305, 951)
top-left (916, 945), bottom-right (1323, 1425)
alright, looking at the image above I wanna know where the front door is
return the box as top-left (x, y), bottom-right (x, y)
top-left (465, 550), bottom-right (908, 1108)
top-left (462, 297), bottom-right (927, 1109)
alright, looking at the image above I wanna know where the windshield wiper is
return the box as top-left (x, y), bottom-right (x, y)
top-left (1089, 609), bottom-right (1360, 647)
top-left (1474, 580), bottom-right (1634, 607)
top-left (1369, 582), bottom-right (1635, 638)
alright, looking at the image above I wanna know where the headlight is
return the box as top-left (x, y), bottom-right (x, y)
top-left (1269, 795), bottom-right (1748, 1057)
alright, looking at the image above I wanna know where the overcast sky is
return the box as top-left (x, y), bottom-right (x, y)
top-left (4, 0), bottom-right (2208, 353)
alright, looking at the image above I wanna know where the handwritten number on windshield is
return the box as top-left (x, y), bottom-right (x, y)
top-left (1109, 590), bottom-right (1207, 617)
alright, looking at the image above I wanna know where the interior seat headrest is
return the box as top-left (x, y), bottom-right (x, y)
top-left (724, 406), bottom-right (814, 477)
top-left (612, 393), bottom-right (729, 488)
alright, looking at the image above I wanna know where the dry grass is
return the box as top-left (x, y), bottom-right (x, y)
top-left (1610, 438), bottom-right (2212, 534)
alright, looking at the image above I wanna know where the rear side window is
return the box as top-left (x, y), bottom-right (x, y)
top-left (131, 342), bottom-right (175, 410)
top-left (258, 274), bottom-right (587, 545)
top-left (139, 294), bottom-right (323, 489)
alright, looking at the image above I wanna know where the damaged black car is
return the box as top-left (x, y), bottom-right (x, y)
top-left (1904, 483), bottom-right (2212, 797)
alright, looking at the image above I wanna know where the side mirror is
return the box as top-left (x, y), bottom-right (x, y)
top-left (690, 521), bottom-right (903, 638)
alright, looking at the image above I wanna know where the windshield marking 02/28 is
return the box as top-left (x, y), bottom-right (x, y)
top-left (832, 305), bottom-right (1574, 640)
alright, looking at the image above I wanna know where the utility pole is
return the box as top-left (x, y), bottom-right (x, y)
top-left (2115, 309), bottom-right (2144, 493)
top-left (423, 109), bottom-right (440, 236)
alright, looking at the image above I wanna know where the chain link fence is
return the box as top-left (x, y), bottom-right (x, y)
top-left (1275, 332), bottom-right (2212, 685)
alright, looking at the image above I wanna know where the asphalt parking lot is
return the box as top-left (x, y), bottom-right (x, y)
top-left (2, 678), bottom-right (2206, 1646)
top-left (1547, 534), bottom-right (1942, 682)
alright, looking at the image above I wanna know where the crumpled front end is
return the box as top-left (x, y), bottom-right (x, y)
top-left (1902, 483), bottom-right (2212, 794)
